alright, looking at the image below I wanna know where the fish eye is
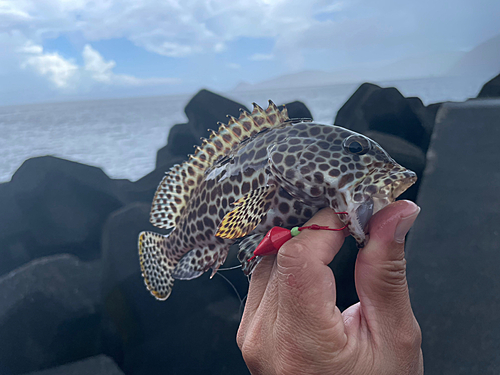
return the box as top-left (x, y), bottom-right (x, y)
top-left (342, 135), bottom-right (371, 155)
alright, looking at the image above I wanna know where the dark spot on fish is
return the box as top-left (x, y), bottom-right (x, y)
top-left (310, 127), bottom-right (320, 136)
top-left (203, 217), bottom-right (215, 229)
top-left (300, 166), bottom-right (310, 175)
top-left (278, 144), bottom-right (288, 152)
top-left (279, 202), bottom-right (290, 214)
top-left (287, 216), bottom-right (299, 225)
top-left (289, 145), bottom-right (302, 153)
top-left (198, 203), bottom-right (207, 215)
top-left (223, 182), bottom-right (232, 194)
top-left (244, 168), bottom-right (255, 177)
top-left (329, 169), bottom-right (340, 177)
top-left (285, 169), bottom-right (295, 180)
top-left (196, 221), bottom-right (204, 231)
top-left (252, 178), bottom-right (259, 190)
top-left (340, 165), bottom-right (347, 173)
top-left (310, 186), bottom-right (322, 196)
top-left (355, 172), bottom-right (364, 179)
top-left (366, 185), bottom-right (377, 194)
top-left (273, 153), bottom-right (283, 164)
top-left (295, 181), bottom-right (305, 189)
top-left (242, 182), bottom-right (250, 194)
top-left (285, 155), bottom-right (296, 166)
top-left (293, 200), bottom-right (302, 214)
top-left (313, 172), bottom-right (324, 184)
top-left (341, 157), bottom-right (351, 163)
top-left (273, 216), bottom-right (283, 227)
top-left (279, 188), bottom-right (293, 199)
top-left (303, 152), bottom-right (314, 160)
top-left (255, 147), bottom-right (267, 159)
top-left (338, 173), bottom-right (354, 189)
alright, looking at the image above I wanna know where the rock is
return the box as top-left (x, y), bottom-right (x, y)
top-left (280, 101), bottom-right (313, 120)
top-left (155, 90), bottom-right (249, 171)
top-left (406, 99), bottom-right (500, 374)
top-left (184, 89), bottom-right (249, 135)
top-left (101, 203), bottom-right (162, 299)
top-left (477, 73), bottom-right (500, 98)
top-left (23, 355), bottom-right (124, 375)
top-left (160, 122), bottom-right (199, 160)
top-left (0, 255), bottom-right (102, 375)
top-left (0, 156), bottom-right (132, 276)
top-left (335, 83), bottom-right (437, 152)
top-left (100, 202), bottom-right (249, 374)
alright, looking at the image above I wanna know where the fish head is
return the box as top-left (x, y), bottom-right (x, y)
top-left (332, 131), bottom-right (417, 246)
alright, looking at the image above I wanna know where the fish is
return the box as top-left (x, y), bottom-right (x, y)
top-left (138, 101), bottom-right (417, 300)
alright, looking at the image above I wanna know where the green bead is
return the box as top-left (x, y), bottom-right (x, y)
top-left (291, 227), bottom-right (300, 237)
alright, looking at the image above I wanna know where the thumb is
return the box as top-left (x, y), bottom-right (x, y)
top-left (354, 200), bottom-right (420, 338)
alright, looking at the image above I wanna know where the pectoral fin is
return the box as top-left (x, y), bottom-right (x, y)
top-left (216, 185), bottom-right (277, 239)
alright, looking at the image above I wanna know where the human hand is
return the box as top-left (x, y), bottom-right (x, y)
top-left (237, 200), bottom-right (423, 375)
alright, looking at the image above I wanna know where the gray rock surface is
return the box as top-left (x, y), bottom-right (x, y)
top-left (22, 355), bottom-right (124, 375)
top-left (0, 156), bottom-right (132, 276)
top-left (100, 203), bottom-right (249, 374)
top-left (335, 82), bottom-right (438, 152)
top-left (477, 73), bottom-right (500, 98)
top-left (0, 255), bottom-right (102, 375)
top-left (406, 99), bottom-right (500, 374)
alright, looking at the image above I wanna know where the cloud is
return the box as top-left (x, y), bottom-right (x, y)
top-left (20, 43), bottom-right (78, 87)
top-left (82, 44), bottom-right (116, 83)
top-left (1, 0), bottom-right (500, 84)
top-left (18, 42), bottom-right (179, 89)
top-left (82, 44), bottom-right (180, 86)
top-left (250, 53), bottom-right (274, 61)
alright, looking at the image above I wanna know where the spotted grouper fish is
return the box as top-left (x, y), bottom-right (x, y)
top-left (139, 101), bottom-right (417, 300)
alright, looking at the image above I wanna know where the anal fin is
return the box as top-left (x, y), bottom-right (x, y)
top-left (216, 185), bottom-right (277, 239)
top-left (172, 245), bottom-right (230, 280)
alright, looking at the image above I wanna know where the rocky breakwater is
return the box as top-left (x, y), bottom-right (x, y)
top-left (0, 82), bottom-right (464, 374)
top-left (0, 89), bottom-right (312, 375)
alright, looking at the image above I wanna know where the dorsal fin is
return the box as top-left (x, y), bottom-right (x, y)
top-left (150, 100), bottom-right (289, 229)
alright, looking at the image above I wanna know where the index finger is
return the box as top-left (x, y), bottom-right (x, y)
top-left (275, 209), bottom-right (347, 333)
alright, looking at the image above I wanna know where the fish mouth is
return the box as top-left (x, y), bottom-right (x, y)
top-left (354, 171), bottom-right (417, 231)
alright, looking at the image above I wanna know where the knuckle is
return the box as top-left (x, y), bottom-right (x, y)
top-left (379, 258), bottom-right (408, 288)
top-left (277, 241), bottom-right (309, 270)
top-left (237, 320), bottom-right (265, 370)
top-left (395, 318), bottom-right (422, 354)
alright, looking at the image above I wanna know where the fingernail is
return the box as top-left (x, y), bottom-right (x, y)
top-left (394, 206), bottom-right (420, 243)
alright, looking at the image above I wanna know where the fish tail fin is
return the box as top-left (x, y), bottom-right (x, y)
top-left (138, 231), bottom-right (176, 300)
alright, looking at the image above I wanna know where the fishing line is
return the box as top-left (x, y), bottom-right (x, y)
top-left (214, 271), bottom-right (244, 306)
top-left (217, 264), bottom-right (243, 271)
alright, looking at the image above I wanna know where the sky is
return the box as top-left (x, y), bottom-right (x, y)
top-left (1, 0), bottom-right (500, 105)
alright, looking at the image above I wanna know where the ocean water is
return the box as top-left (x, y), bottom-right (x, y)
top-left (0, 75), bottom-right (485, 183)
